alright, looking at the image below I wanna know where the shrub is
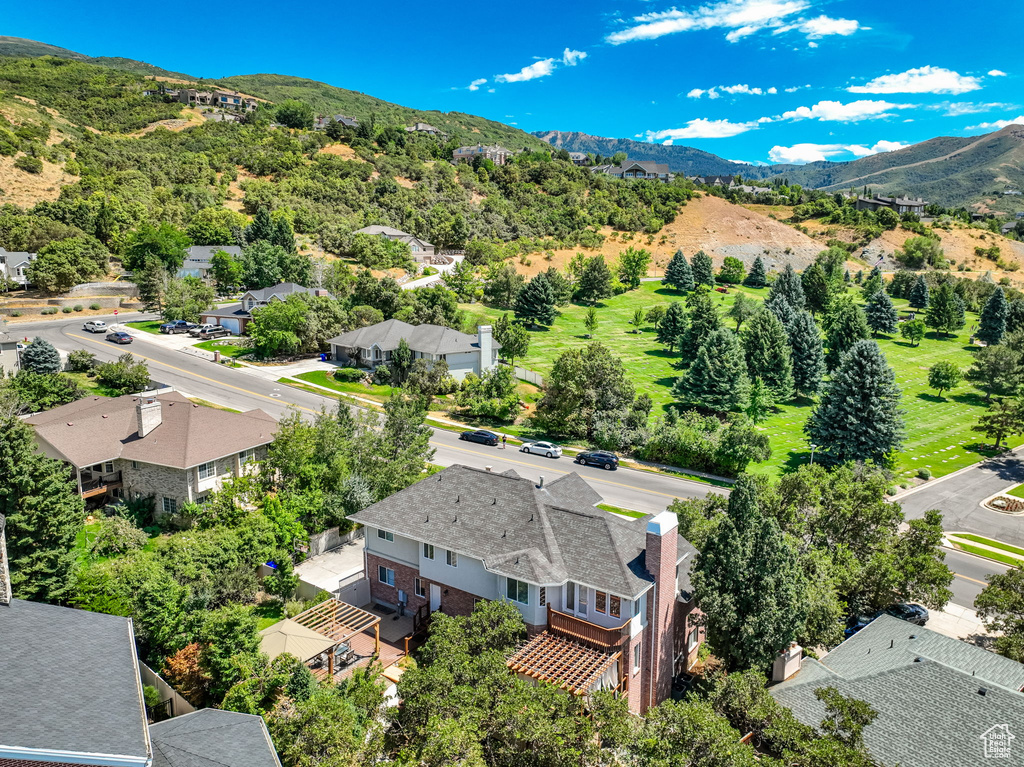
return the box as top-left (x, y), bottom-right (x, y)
top-left (73, 304), bottom-right (84, 312)
top-left (10, 311), bottom-right (21, 317)
top-left (89, 515), bottom-right (149, 558)
top-left (918, 467), bottom-right (932, 480)
top-left (333, 367), bottom-right (364, 382)
top-left (61, 306), bottom-right (72, 313)
top-left (66, 349), bottom-right (96, 372)
top-left (89, 303), bottom-right (101, 310)
top-left (14, 154), bottom-right (43, 174)
top-left (143, 685), bottom-right (162, 709)
top-left (284, 600), bottom-right (305, 618)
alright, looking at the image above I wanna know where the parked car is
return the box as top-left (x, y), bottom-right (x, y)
top-left (459, 429), bottom-right (499, 446)
top-left (105, 331), bottom-right (133, 345)
top-left (188, 324), bottom-right (217, 337)
top-left (575, 450), bottom-right (619, 470)
top-left (196, 325), bottom-right (231, 339)
top-left (521, 441), bottom-right (562, 458)
top-left (159, 320), bottom-right (196, 334)
top-left (83, 320), bottom-right (107, 333)
top-left (844, 603), bottom-right (929, 638)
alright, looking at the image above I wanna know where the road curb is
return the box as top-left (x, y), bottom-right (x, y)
top-left (890, 444), bottom-right (1024, 502)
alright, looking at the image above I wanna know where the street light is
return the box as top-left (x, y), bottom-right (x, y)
top-left (809, 444), bottom-right (818, 465)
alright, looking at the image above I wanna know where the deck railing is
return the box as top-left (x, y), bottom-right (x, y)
top-left (80, 471), bottom-right (122, 498)
top-left (547, 605), bottom-right (630, 651)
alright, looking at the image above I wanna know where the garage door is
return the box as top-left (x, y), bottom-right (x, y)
top-left (219, 318), bottom-right (240, 335)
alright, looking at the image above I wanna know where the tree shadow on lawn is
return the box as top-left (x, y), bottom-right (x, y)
top-left (653, 376), bottom-right (679, 390)
top-left (781, 448), bottom-right (812, 474)
top-left (951, 391), bottom-right (990, 407)
top-left (653, 287), bottom-right (684, 297)
top-left (916, 392), bottom-right (947, 403)
top-left (643, 348), bottom-right (678, 360)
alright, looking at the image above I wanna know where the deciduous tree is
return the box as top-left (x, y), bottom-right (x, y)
top-left (973, 398), bottom-right (1024, 449)
top-left (574, 255), bottom-right (614, 304)
top-left (617, 246), bottom-right (651, 289)
top-left (927, 361), bottom-right (962, 398)
top-left (975, 567), bottom-right (1024, 662)
top-left (900, 318), bottom-right (926, 346)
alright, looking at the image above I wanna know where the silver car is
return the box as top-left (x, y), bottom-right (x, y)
top-left (520, 441), bottom-right (563, 458)
top-left (83, 320), bottom-right (108, 333)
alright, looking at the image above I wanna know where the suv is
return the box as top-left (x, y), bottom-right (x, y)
top-left (159, 320), bottom-right (196, 334)
top-left (196, 325), bottom-right (231, 339)
top-left (83, 320), bottom-right (108, 333)
top-left (575, 450), bottom-right (619, 470)
top-left (188, 324), bottom-right (217, 337)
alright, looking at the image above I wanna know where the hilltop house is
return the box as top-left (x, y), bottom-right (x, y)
top-left (406, 122), bottom-right (441, 135)
top-left (176, 244), bottom-right (243, 282)
top-left (329, 320), bottom-right (498, 380)
top-left (452, 144), bottom-right (513, 165)
top-left (353, 225), bottom-right (436, 262)
top-left (25, 391), bottom-right (276, 513)
top-left (313, 114), bottom-right (359, 130)
top-left (567, 151), bottom-right (590, 166)
top-left (855, 195), bottom-right (928, 216)
top-left (177, 89), bottom-right (257, 111)
top-left (348, 464), bottom-right (703, 713)
top-left (0, 247), bottom-right (35, 288)
top-left (200, 282), bottom-right (331, 335)
top-left (594, 161), bottom-right (672, 182)
top-left (772, 614), bottom-right (1024, 767)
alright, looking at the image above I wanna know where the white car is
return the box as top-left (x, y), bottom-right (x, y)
top-left (520, 441), bottom-right (562, 458)
top-left (83, 320), bottom-right (108, 333)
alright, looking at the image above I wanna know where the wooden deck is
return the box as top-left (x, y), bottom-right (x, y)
top-left (312, 629), bottom-right (406, 683)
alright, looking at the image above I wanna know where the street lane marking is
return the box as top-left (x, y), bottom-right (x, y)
top-left (953, 572), bottom-right (988, 586)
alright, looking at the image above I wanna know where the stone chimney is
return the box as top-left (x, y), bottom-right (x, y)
top-left (0, 514), bottom-right (11, 607)
top-left (136, 397), bottom-right (162, 438)
top-left (478, 325), bottom-right (493, 372)
top-left (644, 510), bottom-right (679, 710)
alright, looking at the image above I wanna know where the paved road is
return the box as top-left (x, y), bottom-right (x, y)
top-left (943, 547), bottom-right (1006, 608)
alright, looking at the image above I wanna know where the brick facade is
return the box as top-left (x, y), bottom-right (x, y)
top-left (644, 522), bottom-right (679, 710)
top-left (366, 552), bottom-right (429, 614)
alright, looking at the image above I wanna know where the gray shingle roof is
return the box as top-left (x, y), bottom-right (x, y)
top-left (349, 464), bottom-right (655, 597)
top-left (242, 282), bottom-right (323, 302)
top-left (354, 225), bottom-right (413, 237)
top-left (328, 319), bottom-right (498, 356)
top-left (771, 615), bottom-right (1024, 767)
top-left (183, 245), bottom-right (243, 268)
top-left (0, 599), bottom-right (150, 759)
top-left (149, 709), bottom-right (281, 767)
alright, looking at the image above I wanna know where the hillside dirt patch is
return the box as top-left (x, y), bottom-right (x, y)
top-left (319, 143), bottom-right (362, 160)
top-left (223, 167), bottom-right (263, 213)
top-left (0, 153), bottom-right (78, 207)
top-left (129, 107), bottom-right (204, 137)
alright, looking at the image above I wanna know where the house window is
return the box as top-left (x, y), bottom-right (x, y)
top-left (566, 581), bottom-right (575, 611)
top-left (104, 462), bottom-right (114, 474)
top-left (239, 448), bottom-right (256, 464)
top-left (162, 497), bottom-right (177, 515)
top-left (595, 591), bottom-right (607, 614)
top-left (423, 543), bottom-right (434, 560)
top-left (687, 626), bottom-right (700, 652)
top-left (633, 644), bottom-right (641, 674)
top-left (446, 550), bottom-right (458, 567)
top-left (610, 595), bottom-right (621, 619)
top-left (378, 566), bottom-right (395, 587)
top-left (377, 529), bottom-right (394, 542)
top-left (505, 578), bottom-right (529, 605)
top-left (539, 587), bottom-right (546, 607)
top-left (131, 460), bottom-right (140, 470)
top-left (197, 461), bottom-right (217, 480)
top-left (415, 578), bottom-right (426, 598)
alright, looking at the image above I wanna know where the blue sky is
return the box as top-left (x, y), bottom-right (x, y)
top-left (6, 0), bottom-right (1023, 164)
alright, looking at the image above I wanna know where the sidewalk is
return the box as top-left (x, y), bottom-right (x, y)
top-left (927, 603), bottom-right (993, 642)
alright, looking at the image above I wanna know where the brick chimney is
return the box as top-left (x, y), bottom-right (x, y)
top-left (644, 510), bottom-right (679, 709)
top-left (0, 514), bottom-right (11, 607)
top-left (477, 325), bottom-right (493, 373)
top-left (136, 397), bottom-right (162, 438)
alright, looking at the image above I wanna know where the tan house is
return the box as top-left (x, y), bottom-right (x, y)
top-left (452, 144), bottom-right (513, 165)
top-left (353, 225), bottom-right (436, 262)
top-left (26, 391), bottom-right (276, 513)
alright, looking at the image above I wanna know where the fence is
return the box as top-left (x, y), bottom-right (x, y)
top-left (337, 573), bottom-right (370, 606)
top-left (140, 661), bottom-right (195, 718)
top-left (514, 366), bottom-right (544, 387)
top-left (66, 281), bottom-right (139, 297)
top-left (306, 526), bottom-right (362, 557)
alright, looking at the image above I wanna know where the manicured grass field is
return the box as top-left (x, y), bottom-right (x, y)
top-left (598, 503), bottom-right (646, 518)
top-left (66, 371), bottom-right (121, 397)
top-left (955, 533), bottom-right (1024, 558)
top-left (462, 280), bottom-right (1014, 480)
top-left (952, 541), bottom-right (1022, 568)
top-left (193, 339), bottom-right (251, 358)
top-left (291, 370), bottom-right (395, 401)
top-left (125, 320), bottom-right (163, 335)
top-left (254, 600), bottom-right (284, 631)
top-left (1006, 485), bottom-right (1024, 499)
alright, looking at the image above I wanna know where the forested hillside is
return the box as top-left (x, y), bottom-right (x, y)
top-left (0, 36), bottom-right (198, 80)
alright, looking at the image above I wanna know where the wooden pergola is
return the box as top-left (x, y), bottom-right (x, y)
top-left (507, 631), bottom-right (621, 695)
top-left (292, 598), bottom-right (382, 678)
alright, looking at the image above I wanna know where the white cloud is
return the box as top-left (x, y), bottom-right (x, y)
top-left (495, 58), bottom-right (557, 83)
top-left (687, 88), bottom-right (706, 99)
top-left (768, 87), bottom-right (778, 94)
top-left (606, 0), bottom-right (862, 45)
top-left (645, 118), bottom-right (760, 141)
top-left (467, 78), bottom-right (487, 91)
top-left (562, 48), bottom-right (587, 66)
top-left (940, 102), bottom-right (1013, 116)
top-left (779, 99), bottom-right (911, 122)
top-left (848, 66), bottom-right (981, 95)
top-left (989, 69), bottom-right (1008, 77)
top-left (966, 115), bottom-right (1024, 131)
top-left (687, 83), bottom-right (777, 99)
top-left (768, 139), bottom-right (907, 164)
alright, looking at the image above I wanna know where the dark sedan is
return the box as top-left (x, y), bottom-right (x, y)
top-left (575, 450), bottom-right (619, 470)
top-left (459, 429), bottom-right (499, 446)
top-left (844, 603), bottom-right (929, 638)
top-left (105, 331), bottom-right (134, 345)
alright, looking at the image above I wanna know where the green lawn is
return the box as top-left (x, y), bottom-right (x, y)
top-left (125, 320), bottom-right (163, 335)
top-left (598, 503), bottom-right (646, 518)
top-left (193, 339), bottom-right (252, 358)
top-left (66, 371), bottom-right (121, 397)
top-left (463, 281), bottom-right (1011, 481)
top-left (1006, 485), bottom-right (1024, 499)
top-left (291, 370), bottom-right (395, 401)
top-left (254, 600), bottom-right (284, 631)
top-left (952, 541), bottom-right (1023, 568)
top-left (954, 533), bottom-right (1024, 558)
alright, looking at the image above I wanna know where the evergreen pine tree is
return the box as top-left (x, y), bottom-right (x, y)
top-left (679, 288), bottom-right (722, 358)
top-left (926, 283), bottom-right (966, 338)
top-left (742, 310), bottom-right (794, 401)
top-left (0, 405), bottom-right (84, 603)
top-left (743, 255), bottom-right (767, 288)
top-left (765, 293), bottom-right (796, 334)
top-left (656, 302), bottom-right (688, 352)
top-left (691, 250), bottom-right (714, 288)
top-left (767, 263), bottom-right (806, 311)
top-left (270, 217), bottom-right (296, 253)
top-left (843, 269), bottom-right (851, 283)
top-left (978, 287), bottom-right (1009, 346)
top-left (245, 207), bottom-right (274, 244)
top-left (908, 275), bottom-right (930, 309)
top-left (855, 269), bottom-right (863, 284)
top-left (800, 263), bottom-right (831, 316)
top-left (574, 256), bottom-right (614, 304)
top-left (1006, 300), bottom-right (1024, 335)
top-left (514, 273), bottom-right (557, 327)
top-left (861, 265), bottom-right (882, 298)
top-left (20, 337), bottom-right (62, 374)
top-left (806, 339), bottom-right (905, 465)
top-left (865, 290), bottom-right (899, 336)
top-left (824, 295), bottom-right (870, 369)
top-left (673, 328), bottom-right (750, 412)
top-left (662, 249), bottom-right (695, 292)
top-left (788, 310), bottom-right (826, 396)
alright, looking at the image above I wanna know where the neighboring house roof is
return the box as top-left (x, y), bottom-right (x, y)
top-left (328, 318), bottom-right (499, 357)
top-left (771, 615), bottom-right (1024, 767)
top-left (259, 619), bottom-right (337, 662)
top-left (26, 391), bottom-right (277, 469)
top-left (349, 464), bottom-right (665, 597)
top-left (149, 709), bottom-right (281, 767)
top-left (201, 302), bottom-right (250, 320)
top-left (242, 282), bottom-right (326, 303)
top-left (406, 122), bottom-right (439, 132)
top-left (596, 161), bottom-right (670, 177)
top-left (181, 245), bottom-right (243, 270)
top-left (0, 599), bottom-right (150, 761)
top-left (353, 225), bottom-right (435, 249)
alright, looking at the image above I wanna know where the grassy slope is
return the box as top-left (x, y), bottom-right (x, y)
top-left (463, 281), bottom-right (1012, 480)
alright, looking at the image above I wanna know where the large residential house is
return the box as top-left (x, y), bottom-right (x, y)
top-left (567, 151), bottom-right (590, 166)
top-left (772, 614), bottom-right (1024, 767)
top-left (25, 391), bottom-right (276, 514)
top-left (349, 465), bottom-right (703, 713)
top-left (313, 114), bottom-right (359, 130)
top-left (0, 247), bottom-right (35, 288)
top-left (0, 329), bottom-right (19, 375)
top-left (178, 89), bottom-right (257, 111)
top-left (329, 320), bottom-right (498, 380)
top-left (176, 244), bottom-right (243, 282)
top-left (406, 122), bottom-right (441, 136)
top-left (452, 144), bottom-right (513, 165)
top-left (855, 195), bottom-right (928, 216)
top-left (200, 282), bottom-right (331, 335)
top-left (353, 225), bottom-right (436, 261)
top-left (594, 161), bottom-right (672, 182)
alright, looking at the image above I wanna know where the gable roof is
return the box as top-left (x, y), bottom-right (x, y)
top-left (329, 319), bottom-right (498, 356)
top-left (26, 391), bottom-right (277, 469)
top-left (241, 282), bottom-right (324, 302)
top-left (149, 709), bottom-right (281, 767)
top-left (771, 615), bottom-right (1024, 767)
top-left (349, 464), bottom-right (657, 597)
top-left (0, 599), bottom-right (150, 761)
top-left (184, 245), bottom-right (243, 265)
top-left (353, 225), bottom-right (435, 249)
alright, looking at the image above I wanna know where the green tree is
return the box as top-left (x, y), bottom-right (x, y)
top-left (514, 273), bottom-right (557, 327)
top-left (927, 361), bottom-right (962, 397)
top-left (494, 320), bottom-right (529, 368)
top-left (727, 292), bottom-right (758, 331)
top-left (679, 288), bottom-right (722, 358)
top-left (1007, 300), bottom-right (1024, 335)
top-left (691, 250), bottom-right (714, 287)
top-left (574, 255), bottom-right (614, 304)
top-left (674, 328), bottom-right (751, 413)
top-left (743, 310), bottom-right (794, 402)
top-left (807, 340), bottom-right (905, 465)
top-left (900, 318), bottom-right (926, 346)
top-left (925, 282), bottom-right (966, 338)
top-left (135, 258), bottom-right (170, 313)
top-left (123, 222), bottom-right (190, 273)
top-left (3, 370), bottom-right (85, 411)
top-left (0, 401), bottom-right (83, 603)
top-left (965, 345), bottom-right (1020, 403)
top-left (631, 306), bottom-right (645, 332)
top-left (908, 275), bottom-right (930, 309)
top-left (663, 249), bottom-right (695, 292)
top-left (186, 208), bottom-right (247, 246)
top-left (209, 249), bottom-right (244, 294)
top-left (800, 263), bottom-right (831, 316)
top-left (645, 305), bottom-right (666, 329)
top-left (824, 295), bottom-right (870, 369)
top-left (28, 236), bottom-right (108, 293)
top-left (483, 262), bottom-right (525, 308)
top-left (657, 302), bottom-right (688, 352)
top-left (162, 277), bottom-right (216, 323)
top-left (860, 265), bottom-right (882, 298)
top-left (895, 236), bottom-right (945, 269)
top-left (390, 338), bottom-right (413, 386)
top-left (95, 353), bottom-right (151, 394)
top-left (245, 208), bottom-right (275, 245)
top-left (975, 567), bottom-right (1024, 662)
top-left (617, 246), bottom-right (651, 289)
top-left (718, 256), bottom-right (746, 284)
top-left (275, 99), bottom-right (315, 129)
top-left (441, 259), bottom-right (478, 302)
top-left (746, 378), bottom-right (775, 424)
top-left (542, 267), bottom-right (573, 306)
top-left (978, 286), bottom-right (1009, 345)
top-left (788, 310), bottom-right (826, 397)
top-left (768, 263), bottom-right (806, 311)
top-left (693, 475), bottom-right (808, 671)
top-left (20, 336), bottom-right (61, 373)
top-left (197, 604), bottom-right (263, 702)
top-left (584, 305), bottom-right (598, 337)
top-left (864, 290), bottom-right (899, 336)
top-left (743, 255), bottom-right (766, 288)
top-left (973, 397), bottom-right (1024, 449)
top-left (247, 294), bottom-right (309, 358)
top-left (241, 241), bottom-right (287, 289)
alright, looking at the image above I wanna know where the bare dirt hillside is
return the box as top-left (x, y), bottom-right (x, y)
top-left (0, 154), bottom-right (78, 207)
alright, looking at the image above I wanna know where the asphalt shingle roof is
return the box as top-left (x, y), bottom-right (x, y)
top-left (0, 599), bottom-right (150, 759)
top-left (242, 283), bottom-right (323, 302)
top-left (149, 709), bottom-right (281, 767)
top-left (328, 319), bottom-right (498, 357)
